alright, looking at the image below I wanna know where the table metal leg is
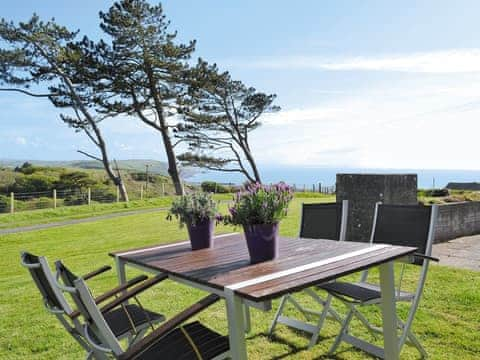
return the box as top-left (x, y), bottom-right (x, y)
top-left (225, 288), bottom-right (248, 360)
top-left (243, 304), bottom-right (251, 333)
top-left (379, 261), bottom-right (399, 360)
top-left (115, 256), bottom-right (127, 286)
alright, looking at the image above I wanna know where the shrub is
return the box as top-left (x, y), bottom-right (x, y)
top-left (90, 186), bottom-right (116, 203)
top-left (64, 193), bottom-right (88, 206)
top-left (10, 174), bottom-right (56, 193)
top-left (55, 171), bottom-right (97, 190)
top-left (14, 162), bottom-right (36, 175)
top-left (423, 188), bottom-right (450, 197)
top-left (0, 195), bottom-right (9, 213)
top-left (201, 181), bottom-right (230, 193)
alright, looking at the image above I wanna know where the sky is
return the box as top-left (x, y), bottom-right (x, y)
top-left (2, 0), bottom-right (480, 173)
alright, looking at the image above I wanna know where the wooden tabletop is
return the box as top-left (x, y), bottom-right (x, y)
top-left (110, 233), bottom-right (416, 302)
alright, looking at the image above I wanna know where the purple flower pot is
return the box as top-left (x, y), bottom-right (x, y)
top-left (243, 223), bottom-right (279, 264)
top-left (187, 219), bottom-right (214, 250)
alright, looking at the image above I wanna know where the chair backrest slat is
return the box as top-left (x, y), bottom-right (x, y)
top-left (300, 200), bottom-right (348, 241)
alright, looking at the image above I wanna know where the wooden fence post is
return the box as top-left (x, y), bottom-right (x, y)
top-left (53, 189), bottom-right (57, 209)
top-left (10, 192), bottom-right (14, 214)
top-left (87, 188), bottom-right (91, 205)
top-left (116, 186), bottom-right (120, 203)
top-left (140, 185), bottom-right (144, 200)
top-left (162, 183), bottom-right (165, 196)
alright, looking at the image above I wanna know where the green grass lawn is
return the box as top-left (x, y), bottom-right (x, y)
top-left (1, 197), bottom-right (479, 359)
top-left (0, 194), bottom-right (235, 230)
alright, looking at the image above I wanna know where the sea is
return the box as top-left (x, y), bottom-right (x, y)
top-left (187, 166), bottom-right (480, 189)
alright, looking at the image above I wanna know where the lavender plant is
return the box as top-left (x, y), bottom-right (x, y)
top-left (225, 182), bottom-right (294, 226)
top-left (167, 192), bottom-right (218, 227)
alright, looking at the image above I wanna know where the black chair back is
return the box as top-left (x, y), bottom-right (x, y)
top-left (300, 202), bottom-right (344, 240)
top-left (20, 252), bottom-right (65, 312)
top-left (373, 204), bottom-right (434, 265)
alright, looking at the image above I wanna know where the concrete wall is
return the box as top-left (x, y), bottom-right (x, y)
top-left (435, 202), bottom-right (480, 242)
top-left (336, 174), bottom-right (418, 242)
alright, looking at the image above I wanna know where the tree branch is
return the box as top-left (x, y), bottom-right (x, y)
top-left (0, 88), bottom-right (55, 98)
top-left (77, 150), bottom-right (102, 162)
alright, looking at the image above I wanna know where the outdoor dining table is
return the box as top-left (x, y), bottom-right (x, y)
top-left (110, 232), bottom-right (417, 360)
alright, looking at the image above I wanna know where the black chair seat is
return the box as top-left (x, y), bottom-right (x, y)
top-left (89, 304), bottom-right (164, 338)
top-left (137, 321), bottom-right (229, 360)
top-left (318, 282), bottom-right (413, 303)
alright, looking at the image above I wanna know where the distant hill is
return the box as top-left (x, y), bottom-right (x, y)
top-left (0, 159), bottom-right (197, 178)
top-left (0, 159), bottom-right (163, 174)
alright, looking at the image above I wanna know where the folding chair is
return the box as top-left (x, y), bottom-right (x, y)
top-left (55, 260), bottom-right (167, 350)
top-left (21, 252), bottom-right (166, 359)
top-left (269, 200), bottom-right (349, 347)
top-left (319, 203), bottom-right (439, 359)
top-left (64, 274), bottom-right (230, 360)
top-left (20, 252), bottom-right (92, 354)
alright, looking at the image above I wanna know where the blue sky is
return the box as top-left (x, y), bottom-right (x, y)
top-left (2, 0), bottom-right (480, 171)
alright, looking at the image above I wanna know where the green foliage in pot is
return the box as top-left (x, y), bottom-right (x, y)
top-left (167, 192), bottom-right (219, 227)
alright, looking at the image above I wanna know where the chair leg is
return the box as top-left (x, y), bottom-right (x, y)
top-left (397, 317), bottom-right (428, 358)
top-left (269, 294), bottom-right (289, 336)
top-left (308, 294), bottom-right (333, 349)
top-left (329, 308), bottom-right (354, 355)
top-left (348, 304), bottom-right (379, 340)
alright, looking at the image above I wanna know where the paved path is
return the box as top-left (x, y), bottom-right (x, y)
top-left (0, 207), bottom-right (168, 235)
top-left (433, 235), bottom-right (480, 271)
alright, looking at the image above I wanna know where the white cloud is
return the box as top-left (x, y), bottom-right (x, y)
top-left (14, 137), bottom-right (27, 145)
top-left (250, 76), bottom-right (480, 170)
top-left (230, 49), bottom-right (480, 73)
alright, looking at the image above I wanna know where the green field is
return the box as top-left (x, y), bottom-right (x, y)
top-left (1, 196), bottom-right (479, 359)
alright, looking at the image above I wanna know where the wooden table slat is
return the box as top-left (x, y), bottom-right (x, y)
top-left (110, 234), bottom-right (416, 302)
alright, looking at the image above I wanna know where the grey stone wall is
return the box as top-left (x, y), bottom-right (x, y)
top-left (435, 202), bottom-right (480, 242)
top-left (336, 174), bottom-right (418, 242)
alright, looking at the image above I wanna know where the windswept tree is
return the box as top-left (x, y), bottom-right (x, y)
top-left (0, 15), bottom-right (129, 201)
top-left (176, 60), bottom-right (280, 183)
top-left (81, 0), bottom-right (195, 195)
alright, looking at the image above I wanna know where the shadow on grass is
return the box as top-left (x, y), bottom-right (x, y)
top-left (248, 331), bottom-right (352, 360)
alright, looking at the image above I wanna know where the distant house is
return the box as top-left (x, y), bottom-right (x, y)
top-left (446, 182), bottom-right (480, 191)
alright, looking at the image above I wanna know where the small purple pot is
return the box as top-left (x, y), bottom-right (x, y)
top-left (243, 223), bottom-right (279, 264)
top-left (187, 219), bottom-right (214, 250)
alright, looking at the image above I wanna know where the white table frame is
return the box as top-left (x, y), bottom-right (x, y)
top-left (112, 236), bottom-right (401, 360)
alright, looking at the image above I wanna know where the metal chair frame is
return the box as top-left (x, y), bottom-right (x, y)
top-left (20, 252), bottom-right (96, 359)
top-left (269, 200), bottom-right (349, 347)
top-left (323, 203), bottom-right (439, 359)
top-left (65, 276), bottom-right (231, 360)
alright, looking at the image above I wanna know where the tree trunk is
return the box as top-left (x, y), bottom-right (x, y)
top-left (144, 68), bottom-right (184, 195)
top-left (116, 177), bottom-right (129, 202)
top-left (244, 149), bottom-right (261, 183)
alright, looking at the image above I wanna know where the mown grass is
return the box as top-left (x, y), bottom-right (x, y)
top-left (0, 194), bottom-right (235, 229)
top-left (0, 197), bottom-right (479, 359)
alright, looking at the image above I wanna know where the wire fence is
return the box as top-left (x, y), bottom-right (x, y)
top-left (0, 182), bottom-right (335, 214)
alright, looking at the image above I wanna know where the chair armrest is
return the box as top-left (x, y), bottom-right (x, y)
top-left (94, 275), bottom-right (149, 304)
top-left (100, 274), bottom-right (168, 314)
top-left (68, 275), bottom-right (149, 320)
top-left (413, 253), bottom-right (439, 262)
top-left (82, 265), bottom-right (112, 280)
top-left (119, 294), bottom-right (220, 360)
